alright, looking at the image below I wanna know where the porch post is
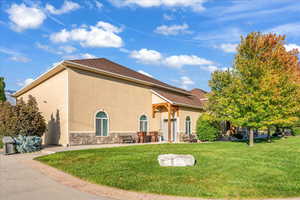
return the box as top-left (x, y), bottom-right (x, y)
top-left (168, 103), bottom-right (171, 142)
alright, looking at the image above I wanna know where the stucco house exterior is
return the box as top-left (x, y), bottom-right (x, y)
top-left (13, 58), bottom-right (207, 146)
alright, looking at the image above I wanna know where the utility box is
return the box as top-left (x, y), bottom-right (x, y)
top-left (2, 136), bottom-right (17, 155)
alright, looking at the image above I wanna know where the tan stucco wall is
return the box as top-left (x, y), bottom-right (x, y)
top-left (157, 106), bottom-right (202, 139)
top-left (152, 93), bottom-right (167, 104)
top-left (68, 68), bottom-right (160, 134)
top-left (178, 107), bottom-right (202, 134)
top-left (17, 69), bottom-right (69, 145)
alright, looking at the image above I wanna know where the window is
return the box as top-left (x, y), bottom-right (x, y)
top-left (185, 116), bottom-right (191, 135)
top-left (139, 115), bottom-right (148, 132)
top-left (95, 111), bottom-right (108, 136)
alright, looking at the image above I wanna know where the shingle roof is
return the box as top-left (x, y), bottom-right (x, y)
top-left (153, 89), bottom-right (204, 108)
top-left (67, 58), bottom-right (188, 93)
top-left (190, 88), bottom-right (208, 100)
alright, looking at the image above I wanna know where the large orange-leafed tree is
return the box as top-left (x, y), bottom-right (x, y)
top-left (209, 32), bottom-right (300, 146)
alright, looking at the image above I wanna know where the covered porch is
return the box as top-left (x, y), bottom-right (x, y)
top-left (152, 102), bottom-right (179, 142)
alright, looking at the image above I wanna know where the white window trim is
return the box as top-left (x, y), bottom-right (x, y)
top-left (185, 116), bottom-right (192, 135)
top-left (138, 114), bottom-right (149, 133)
top-left (94, 110), bottom-right (110, 137)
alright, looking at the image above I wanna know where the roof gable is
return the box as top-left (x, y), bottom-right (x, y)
top-left (152, 89), bottom-right (204, 109)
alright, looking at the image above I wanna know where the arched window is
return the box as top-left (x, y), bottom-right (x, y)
top-left (96, 111), bottom-right (108, 136)
top-left (139, 115), bottom-right (148, 132)
top-left (185, 116), bottom-right (191, 135)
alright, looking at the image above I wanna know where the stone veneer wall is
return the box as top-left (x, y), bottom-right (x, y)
top-left (69, 132), bottom-right (138, 145)
top-left (179, 132), bottom-right (198, 142)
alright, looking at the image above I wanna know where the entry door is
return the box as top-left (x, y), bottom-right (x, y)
top-left (162, 119), bottom-right (177, 142)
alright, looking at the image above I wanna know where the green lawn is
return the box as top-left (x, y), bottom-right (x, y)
top-left (36, 137), bottom-right (300, 199)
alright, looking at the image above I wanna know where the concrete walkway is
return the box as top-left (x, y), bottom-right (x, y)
top-left (0, 143), bottom-right (161, 200)
top-left (0, 151), bottom-right (117, 200)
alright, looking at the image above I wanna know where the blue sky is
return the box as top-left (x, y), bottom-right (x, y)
top-left (0, 0), bottom-right (300, 91)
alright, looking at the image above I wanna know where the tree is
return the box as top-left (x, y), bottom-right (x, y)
top-left (15, 95), bottom-right (46, 137)
top-left (209, 32), bottom-right (300, 146)
top-left (0, 95), bottom-right (46, 137)
top-left (0, 101), bottom-right (17, 136)
top-left (196, 113), bottom-right (220, 141)
top-left (0, 77), bottom-right (6, 102)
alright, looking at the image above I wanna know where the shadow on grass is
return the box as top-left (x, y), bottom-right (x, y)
top-left (231, 136), bottom-right (282, 144)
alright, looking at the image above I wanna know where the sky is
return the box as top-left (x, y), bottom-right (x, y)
top-left (0, 0), bottom-right (300, 92)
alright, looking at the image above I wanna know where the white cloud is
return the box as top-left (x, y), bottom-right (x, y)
top-left (94, 0), bottom-right (103, 9)
top-left (210, 1), bottom-right (300, 22)
top-left (130, 48), bottom-right (162, 64)
top-left (267, 23), bottom-right (300, 37)
top-left (9, 56), bottom-right (31, 63)
top-left (180, 76), bottom-right (195, 89)
top-left (284, 44), bottom-right (300, 53)
top-left (6, 3), bottom-right (46, 32)
top-left (163, 55), bottom-right (213, 68)
top-left (0, 47), bottom-right (31, 63)
top-left (194, 27), bottom-right (243, 43)
top-left (85, 0), bottom-right (103, 9)
top-left (18, 78), bottom-right (34, 87)
top-left (46, 1), bottom-right (80, 15)
top-left (36, 42), bottom-right (63, 54)
top-left (154, 24), bottom-right (191, 36)
top-left (62, 53), bottom-right (97, 59)
top-left (50, 21), bottom-right (123, 48)
top-left (50, 29), bottom-right (70, 43)
top-left (59, 45), bottom-right (77, 53)
top-left (138, 70), bottom-right (153, 78)
top-left (130, 48), bottom-right (216, 71)
top-left (163, 14), bottom-right (173, 20)
top-left (36, 43), bottom-right (76, 54)
top-left (119, 48), bottom-right (130, 53)
top-left (215, 43), bottom-right (238, 53)
top-left (201, 65), bottom-right (219, 72)
top-left (80, 53), bottom-right (97, 58)
top-left (108, 0), bottom-right (207, 12)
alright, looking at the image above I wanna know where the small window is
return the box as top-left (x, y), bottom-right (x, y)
top-left (96, 111), bottom-right (108, 136)
top-left (185, 116), bottom-right (191, 135)
top-left (139, 115), bottom-right (148, 132)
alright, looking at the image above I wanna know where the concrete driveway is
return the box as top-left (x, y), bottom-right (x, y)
top-left (0, 150), bottom-right (116, 200)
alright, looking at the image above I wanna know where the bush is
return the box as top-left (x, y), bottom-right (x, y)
top-left (232, 133), bottom-right (244, 139)
top-left (196, 113), bottom-right (219, 141)
top-left (15, 135), bottom-right (42, 153)
top-left (292, 127), bottom-right (300, 136)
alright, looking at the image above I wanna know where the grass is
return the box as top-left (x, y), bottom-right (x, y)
top-left (0, 136), bottom-right (3, 148)
top-left (36, 137), bottom-right (300, 199)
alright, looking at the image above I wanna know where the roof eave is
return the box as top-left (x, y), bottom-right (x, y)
top-left (12, 61), bottom-right (66, 97)
top-left (151, 90), bottom-right (204, 110)
top-left (173, 102), bottom-right (204, 110)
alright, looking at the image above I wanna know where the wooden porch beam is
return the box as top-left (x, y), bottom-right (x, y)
top-left (168, 103), bottom-right (172, 143)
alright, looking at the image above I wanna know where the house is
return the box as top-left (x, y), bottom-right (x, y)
top-left (13, 58), bottom-right (207, 146)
